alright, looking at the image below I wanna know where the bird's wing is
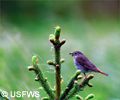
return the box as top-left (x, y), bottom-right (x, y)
top-left (76, 55), bottom-right (98, 71)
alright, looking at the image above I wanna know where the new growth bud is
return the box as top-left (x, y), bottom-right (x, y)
top-left (76, 95), bottom-right (83, 100)
top-left (77, 75), bottom-right (83, 80)
top-left (47, 60), bottom-right (56, 66)
top-left (28, 66), bottom-right (35, 71)
top-left (42, 97), bottom-right (49, 100)
top-left (32, 56), bottom-right (39, 65)
top-left (54, 26), bottom-right (61, 40)
top-left (60, 58), bottom-right (65, 63)
top-left (85, 94), bottom-right (95, 100)
top-left (76, 70), bottom-right (81, 75)
top-left (49, 34), bottom-right (55, 41)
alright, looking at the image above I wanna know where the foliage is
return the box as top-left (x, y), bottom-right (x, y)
top-left (28, 26), bottom-right (95, 100)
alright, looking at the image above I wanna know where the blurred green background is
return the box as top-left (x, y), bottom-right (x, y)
top-left (0, 0), bottom-right (120, 100)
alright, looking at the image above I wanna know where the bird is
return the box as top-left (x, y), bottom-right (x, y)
top-left (69, 51), bottom-right (108, 77)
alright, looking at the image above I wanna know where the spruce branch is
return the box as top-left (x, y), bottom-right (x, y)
top-left (60, 70), bottom-right (81, 100)
top-left (49, 26), bottom-right (66, 100)
top-left (66, 74), bottom-right (94, 99)
top-left (28, 56), bottom-right (55, 100)
top-left (27, 26), bottom-right (97, 100)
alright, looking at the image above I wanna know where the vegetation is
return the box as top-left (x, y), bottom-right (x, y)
top-left (28, 26), bottom-right (95, 100)
top-left (0, 1), bottom-right (119, 100)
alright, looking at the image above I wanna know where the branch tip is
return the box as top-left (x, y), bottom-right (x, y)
top-left (76, 70), bottom-right (81, 75)
top-left (87, 83), bottom-right (93, 87)
top-left (47, 60), bottom-right (56, 66)
top-left (32, 55), bottom-right (39, 65)
top-left (28, 66), bottom-right (36, 71)
top-left (60, 39), bottom-right (66, 46)
top-left (45, 77), bottom-right (48, 82)
top-left (54, 26), bottom-right (61, 40)
top-left (85, 94), bottom-right (95, 100)
top-left (50, 39), bottom-right (55, 45)
top-left (41, 97), bottom-right (49, 100)
top-left (77, 75), bottom-right (83, 80)
top-left (60, 58), bottom-right (65, 63)
top-left (35, 77), bottom-right (39, 81)
top-left (87, 74), bottom-right (94, 80)
top-left (76, 95), bottom-right (83, 100)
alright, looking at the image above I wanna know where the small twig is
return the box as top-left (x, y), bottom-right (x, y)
top-left (47, 60), bottom-right (56, 67)
top-left (60, 39), bottom-right (66, 47)
top-left (60, 70), bottom-right (81, 100)
top-left (28, 56), bottom-right (55, 100)
top-left (66, 74), bottom-right (94, 99)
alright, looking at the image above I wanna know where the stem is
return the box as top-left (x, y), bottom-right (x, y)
top-left (60, 70), bottom-right (81, 100)
top-left (49, 26), bottom-right (66, 100)
top-left (66, 74), bottom-right (94, 99)
top-left (54, 42), bottom-right (61, 100)
top-left (28, 63), bottom-right (55, 100)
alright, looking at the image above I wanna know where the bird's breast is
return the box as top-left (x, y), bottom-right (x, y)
top-left (74, 58), bottom-right (86, 72)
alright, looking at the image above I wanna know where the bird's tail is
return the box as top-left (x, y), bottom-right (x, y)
top-left (97, 68), bottom-right (108, 76)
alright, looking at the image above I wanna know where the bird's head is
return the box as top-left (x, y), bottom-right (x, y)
top-left (69, 51), bottom-right (83, 57)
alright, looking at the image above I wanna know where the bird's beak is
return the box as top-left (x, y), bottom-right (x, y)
top-left (69, 52), bottom-right (73, 56)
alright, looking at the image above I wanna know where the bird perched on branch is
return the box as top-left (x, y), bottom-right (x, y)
top-left (69, 51), bottom-right (108, 77)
